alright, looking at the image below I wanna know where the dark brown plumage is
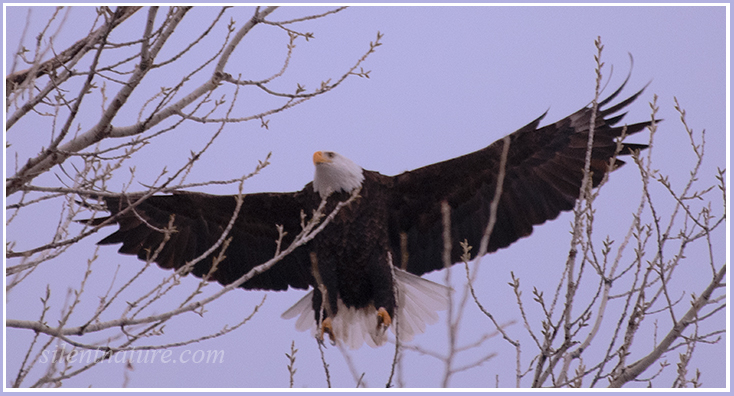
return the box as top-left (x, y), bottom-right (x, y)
top-left (87, 80), bottom-right (652, 348)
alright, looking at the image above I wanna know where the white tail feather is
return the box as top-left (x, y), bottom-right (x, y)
top-left (281, 268), bottom-right (450, 349)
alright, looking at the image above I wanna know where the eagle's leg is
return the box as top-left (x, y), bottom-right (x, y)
top-left (377, 307), bottom-right (392, 330)
top-left (319, 317), bottom-right (335, 345)
top-left (370, 251), bottom-right (397, 332)
top-left (312, 283), bottom-right (338, 345)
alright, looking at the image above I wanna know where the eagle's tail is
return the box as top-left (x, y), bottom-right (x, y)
top-left (281, 268), bottom-right (450, 349)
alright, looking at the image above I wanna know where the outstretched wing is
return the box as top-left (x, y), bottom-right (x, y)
top-left (89, 188), bottom-right (318, 291)
top-left (390, 82), bottom-right (653, 276)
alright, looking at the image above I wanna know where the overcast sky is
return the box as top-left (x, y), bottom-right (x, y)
top-left (5, 4), bottom-right (728, 391)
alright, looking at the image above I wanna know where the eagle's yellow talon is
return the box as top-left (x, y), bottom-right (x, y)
top-left (377, 307), bottom-right (392, 329)
top-left (319, 317), bottom-right (335, 345)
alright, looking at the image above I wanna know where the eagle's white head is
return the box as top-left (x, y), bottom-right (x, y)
top-left (312, 151), bottom-right (364, 199)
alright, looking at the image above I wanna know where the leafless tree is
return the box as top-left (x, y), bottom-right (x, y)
top-left (6, 5), bottom-right (377, 387)
top-left (5, 6), bottom-right (725, 389)
top-left (386, 38), bottom-right (726, 389)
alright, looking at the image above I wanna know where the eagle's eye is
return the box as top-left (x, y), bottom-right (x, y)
top-left (326, 152), bottom-right (335, 158)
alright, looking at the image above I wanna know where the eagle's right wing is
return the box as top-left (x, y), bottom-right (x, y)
top-left (89, 187), bottom-right (319, 291)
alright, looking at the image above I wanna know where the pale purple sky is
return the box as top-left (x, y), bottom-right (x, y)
top-left (5, 4), bottom-right (728, 390)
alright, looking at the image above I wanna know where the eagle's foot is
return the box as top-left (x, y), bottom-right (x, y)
top-left (319, 317), bottom-right (336, 346)
top-left (377, 307), bottom-right (392, 330)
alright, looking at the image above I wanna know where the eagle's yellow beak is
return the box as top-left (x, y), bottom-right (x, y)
top-left (313, 151), bottom-right (330, 165)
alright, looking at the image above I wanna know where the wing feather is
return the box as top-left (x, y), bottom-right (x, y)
top-left (91, 188), bottom-right (318, 291)
top-left (391, 82), bottom-right (654, 276)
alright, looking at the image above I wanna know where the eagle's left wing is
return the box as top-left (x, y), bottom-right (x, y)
top-left (389, 82), bottom-right (653, 276)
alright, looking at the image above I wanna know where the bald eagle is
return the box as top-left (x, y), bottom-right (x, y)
top-left (88, 81), bottom-right (652, 349)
